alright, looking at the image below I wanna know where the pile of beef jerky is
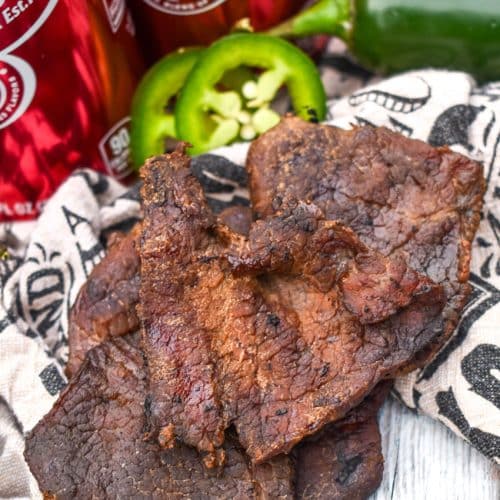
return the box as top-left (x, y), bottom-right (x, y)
top-left (24, 118), bottom-right (485, 499)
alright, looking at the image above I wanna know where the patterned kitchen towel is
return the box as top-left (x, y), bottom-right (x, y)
top-left (0, 67), bottom-right (499, 497)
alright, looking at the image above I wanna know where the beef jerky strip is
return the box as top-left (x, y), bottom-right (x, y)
top-left (221, 200), bottom-right (444, 462)
top-left (66, 224), bottom-right (141, 378)
top-left (140, 149), bottom-right (445, 464)
top-left (247, 117), bottom-right (485, 359)
top-left (294, 381), bottom-right (392, 500)
top-left (65, 198), bottom-right (389, 498)
top-left (25, 334), bottom-right (294, 500)
top-left (66, 207), bottom-right (251, 378)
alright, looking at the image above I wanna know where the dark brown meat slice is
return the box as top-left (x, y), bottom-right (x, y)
top-left (224, 200), bottom-right (441, 324)
top-left (218, 205), bottom-right (253, 236)
top-left (24, 334), bottom-right (294, 499)
top-left (139, 150), bottom-right (230, 466)
top-left (294, 381), bottom-right (391, 500)
top-left (247, 117), bottom-right (485, 356)
top-left (61, 200), bottom-right (389, 498)
top-left (140, 149), bottom-right (445, 464)
top-left (222, 202), bottom-right (444, 462)
top-left (66, 223), bottom-right (141, 378)
top-left (66, 207), bottom-right (250, 379)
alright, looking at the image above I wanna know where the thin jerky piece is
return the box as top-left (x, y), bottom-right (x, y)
top-left (66, 224), bottom-right (141, 377)
top-left (218, 205), bottom-right (253, 236)
top-left (25, 334), bottom-right (294, 499)
top-left (62, 202), bottom-right (389, 499)
top-left (66, 207), bottom-right (249, 378)
top-left (247, 117), bottom-right (485, 358)
top-left (139, 150), bottom-right (230, 466)
top-left (294, 381), bottom-right (391, 500)
top-left (140, 150), bottom-right (445, 464)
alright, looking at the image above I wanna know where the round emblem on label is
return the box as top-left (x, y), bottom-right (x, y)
top-left (142, 0), bottom-right (227, 16)
top-left (0, 0), bottom-right (57, 127)
top-left (0, 54), bottom-right (36, 129)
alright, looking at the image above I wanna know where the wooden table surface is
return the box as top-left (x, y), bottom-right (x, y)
top-left (371, 398), bottom-right (499, 500)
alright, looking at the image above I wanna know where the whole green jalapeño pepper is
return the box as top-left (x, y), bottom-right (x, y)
top-left (175, 33), bottom-right (326, 155)
top-left (270, 0), bottom-right (500, 83)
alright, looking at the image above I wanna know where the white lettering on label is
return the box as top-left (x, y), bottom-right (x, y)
top-left (1, 0), bottom-right (36, 26)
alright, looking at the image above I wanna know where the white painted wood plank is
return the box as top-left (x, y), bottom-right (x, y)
top-left (371, 398), bottom-right (499, 500)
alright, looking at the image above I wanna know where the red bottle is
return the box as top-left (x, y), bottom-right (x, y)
top-left (0, 0), bottom-right (144, 222)
top-left (127, 0), bottom-right (307, 63)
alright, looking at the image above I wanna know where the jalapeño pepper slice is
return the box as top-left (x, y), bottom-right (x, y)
top-left (130, 48), bottom-right (202, 168)
top-left (175, 34), bottom-right (326, 155)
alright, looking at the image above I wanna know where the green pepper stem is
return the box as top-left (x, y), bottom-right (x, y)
top-left (267, 0), bottom-right (351, 40)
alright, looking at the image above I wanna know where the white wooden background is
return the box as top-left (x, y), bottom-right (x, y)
top-left (370, 398), bottom-right (499, 500)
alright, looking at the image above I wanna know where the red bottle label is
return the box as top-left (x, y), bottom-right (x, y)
top-left (0, 0), bottom-right (144, 223)
top-left (0, 1), bottom-right (58, 129)
top-left (102, 0), bottom-right (126, 32)
top-left (98, 116), bottom-right (133, 180)
top-left (0, 0), bottom-right (58, 52)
